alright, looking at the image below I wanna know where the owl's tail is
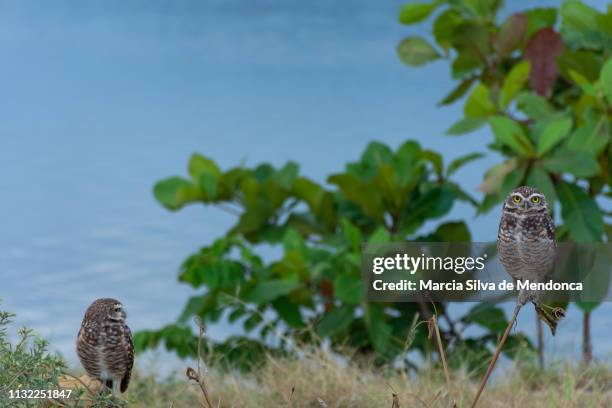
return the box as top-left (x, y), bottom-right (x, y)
top-left (535, 303), bottom-right (565, 336)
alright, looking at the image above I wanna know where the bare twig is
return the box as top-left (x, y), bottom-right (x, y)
top-left (536, 316), bottom-right (544, 369)
top-left (470, 303), bottom-right (522, 408)
top-left (386, 383), bottom-right (400, 408)
top-left (316, 397), bottom-right (328, 407)
top-left (186, 316), bottom-right (214, 408)
top-left (187, 367), bottom-right (213, 408)
top-left (288, 385), bottom-right (295, 403)
top-left (428, 315), bottom-right (455, 407)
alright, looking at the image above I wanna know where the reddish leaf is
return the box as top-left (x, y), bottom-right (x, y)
top-left (496, 13), bottom-right (528, 57)
top-left (524, 28), bottom-right (565, 96)
top-left (319, 278), bottom-right (334, 311)
top-left (319, 278), bottom-right (334, 297)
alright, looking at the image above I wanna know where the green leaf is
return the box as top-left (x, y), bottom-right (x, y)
top-left (283, 228), bottom-right (305, 252)
top-left (438, 76), bottom-right (476, 106)
top-left (480, 159), bottom-right (518, 194)
top-left (557, 50), bottom-right (601, 82)
top-left (462, 0), bottom-right (502, 17)
top-left (541, 149), bottom-right (600, 177)
top-left (499, 60), bottom-right (531, 109)
top-left (275, 161), bottom-right (299, 190)
top-left (464, 84), bottom-right (496, 118)
top-left (527, 165), bottom-right (556, 204)
top-left (567, 117), bottom-right (609, 156)
top-left (516, 92), bottom-right (553, 120)
top-left (243, 314), bottom-right (263, 332)
top-left (446, 152), bottom-right (484, 176)
top-left (537, 116), bottom-right (573, 156)
top-left (421, 149), bottom-right (443, 177)
top-left (489, 116), bottom-right (534, 157)
top-left (556, 182), bottom-right (604, 242)
top-left (434, 221), bottom-right (471, 242)
top-left (334, 274), bottom-right (362, 305)
top-left (341, 218), bottom-right (362, 253)
top-left (177, 293), bottom-right (209, 323)
top-left (397, 36), bottom-right (440, 67)
top-left (497, 13), bottom-right (528, 57)
top-left (399, 2), bottom-right (439, 25)
top-left (568, 69), bottom-right (593, 93)
top-left (576, 301), bottom-right (600, 313)
top-left (601, 58), bottom-right (612, 104)
top-left (446, 117), bottom-right (486, 135)
top-left (405, 185), bottom-right (456, 223)
top-left (500, 163), bottom-right (527, 199)
top-left (328, 173), bottom-right (385, 222)
top-left (245, 279), bottom-right (301, 304)
top-left (365, 304), bottom-right (391, 353)
top-left (272, 297), bottom-right (304, 328)
top-left (316, 305), bottom-right (354, 337)
top-left (463, 303), bottom-right (508, 332)
top-left (560, 0), bottom-right (602, 49)
top-left (452, 51), bottom-right (482, 79)
top-left (199, 173), bottom-right (218, 200)
top-left (433, 9), bottom-right (462, 51)
top-left (361, 141), bottom-right (394, 168)
top-left (153, 177), bottom-right (203, 210)
top-left (368, 227), bottom-right (390, 244)
top-left (188, 153), bottom-right (221, 179)
top-left (561, 1), bottom-right (598, 30)
top-left (525, 8), bottom-right (557, 37)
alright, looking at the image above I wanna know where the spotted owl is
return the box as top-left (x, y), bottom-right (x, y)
top-left (77, 298), bottom-right (134, 396)
top-left (497, 186), bottom-right (564, 335)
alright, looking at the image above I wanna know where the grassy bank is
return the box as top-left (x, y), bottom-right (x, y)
top-left (2, 307), bottom-right (611, 407)
top-left (115, 351), bottom-right (612, 408)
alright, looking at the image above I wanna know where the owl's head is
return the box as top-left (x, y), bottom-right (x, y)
top-left (89, 298), bottom-right (127, 322)
top-left (504, 185), bottom-right (548, 212)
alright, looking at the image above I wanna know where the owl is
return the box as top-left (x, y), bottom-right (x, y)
top-left (497, 186), bottom-right (563, 335)
top-left (77, 298), bottom-right (134, 396)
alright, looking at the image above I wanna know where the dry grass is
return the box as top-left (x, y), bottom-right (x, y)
top-left (115, 350), bottom-right (612, 408)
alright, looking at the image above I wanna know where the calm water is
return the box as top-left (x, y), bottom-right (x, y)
top-left (1, 0), bottom-right (610, 370)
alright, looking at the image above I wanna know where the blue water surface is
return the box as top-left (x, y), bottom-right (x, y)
top-left (0, 0), bottom-right (610, 371)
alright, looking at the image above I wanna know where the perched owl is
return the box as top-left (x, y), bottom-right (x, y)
top-left (77, 298), bottom-right (134, 396)
top-left (497, 186), bottom-right (564, 335)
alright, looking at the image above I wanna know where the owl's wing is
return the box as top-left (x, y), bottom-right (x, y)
top-left (120, 325), bottom-right (134, 393)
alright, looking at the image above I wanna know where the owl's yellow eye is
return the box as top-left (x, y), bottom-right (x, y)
top-left (531, 196), bottom-right (540, 203)
top-left (512, 195), bottom-right (521, 203)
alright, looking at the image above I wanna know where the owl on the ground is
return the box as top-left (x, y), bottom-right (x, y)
top-left (77, 298), bottom-right (134, 396)
top-left (497, 186), bottom-right (564, 335)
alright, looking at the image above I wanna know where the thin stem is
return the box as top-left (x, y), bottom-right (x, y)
top-left (470, 303), bottom-right (522, 408)
top-left (536, 317), bottom-right (544, 369)
top-left (583, 311), bottom-right (592, 365)
top-left (431, 315), bottom-right (454, 406)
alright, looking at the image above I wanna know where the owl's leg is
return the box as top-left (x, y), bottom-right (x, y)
top-left (517, 287), bottom-right (529, 306)
top-left (111, 380), bottom-right (117, 398)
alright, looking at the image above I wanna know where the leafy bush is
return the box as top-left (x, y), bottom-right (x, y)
top-left (0, 306), bottom-right (66, 406)
top-left (132, 0), bottom-right (612, 369)
top-left (397, 0), bottom-right (610, 241)
top-left (397, 0), bottom-right (611, 349)
top-left (136, 141), bottom-right (522, 368)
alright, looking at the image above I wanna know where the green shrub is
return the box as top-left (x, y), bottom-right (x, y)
top-left (0, 306), bottom-right (66, 406)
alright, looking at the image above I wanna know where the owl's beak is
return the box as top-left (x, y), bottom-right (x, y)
top-left (522, 201), bottom-right (529, 210)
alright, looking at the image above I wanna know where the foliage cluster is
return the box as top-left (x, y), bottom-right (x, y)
top-left (137, 142), bottom-right (505, 368)
top-left (137, 0), bottom-right (611, 369)
top-left (397, 0), bottom-right (611, 312)
top-left (0, 306), bottom-right (65, 407)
